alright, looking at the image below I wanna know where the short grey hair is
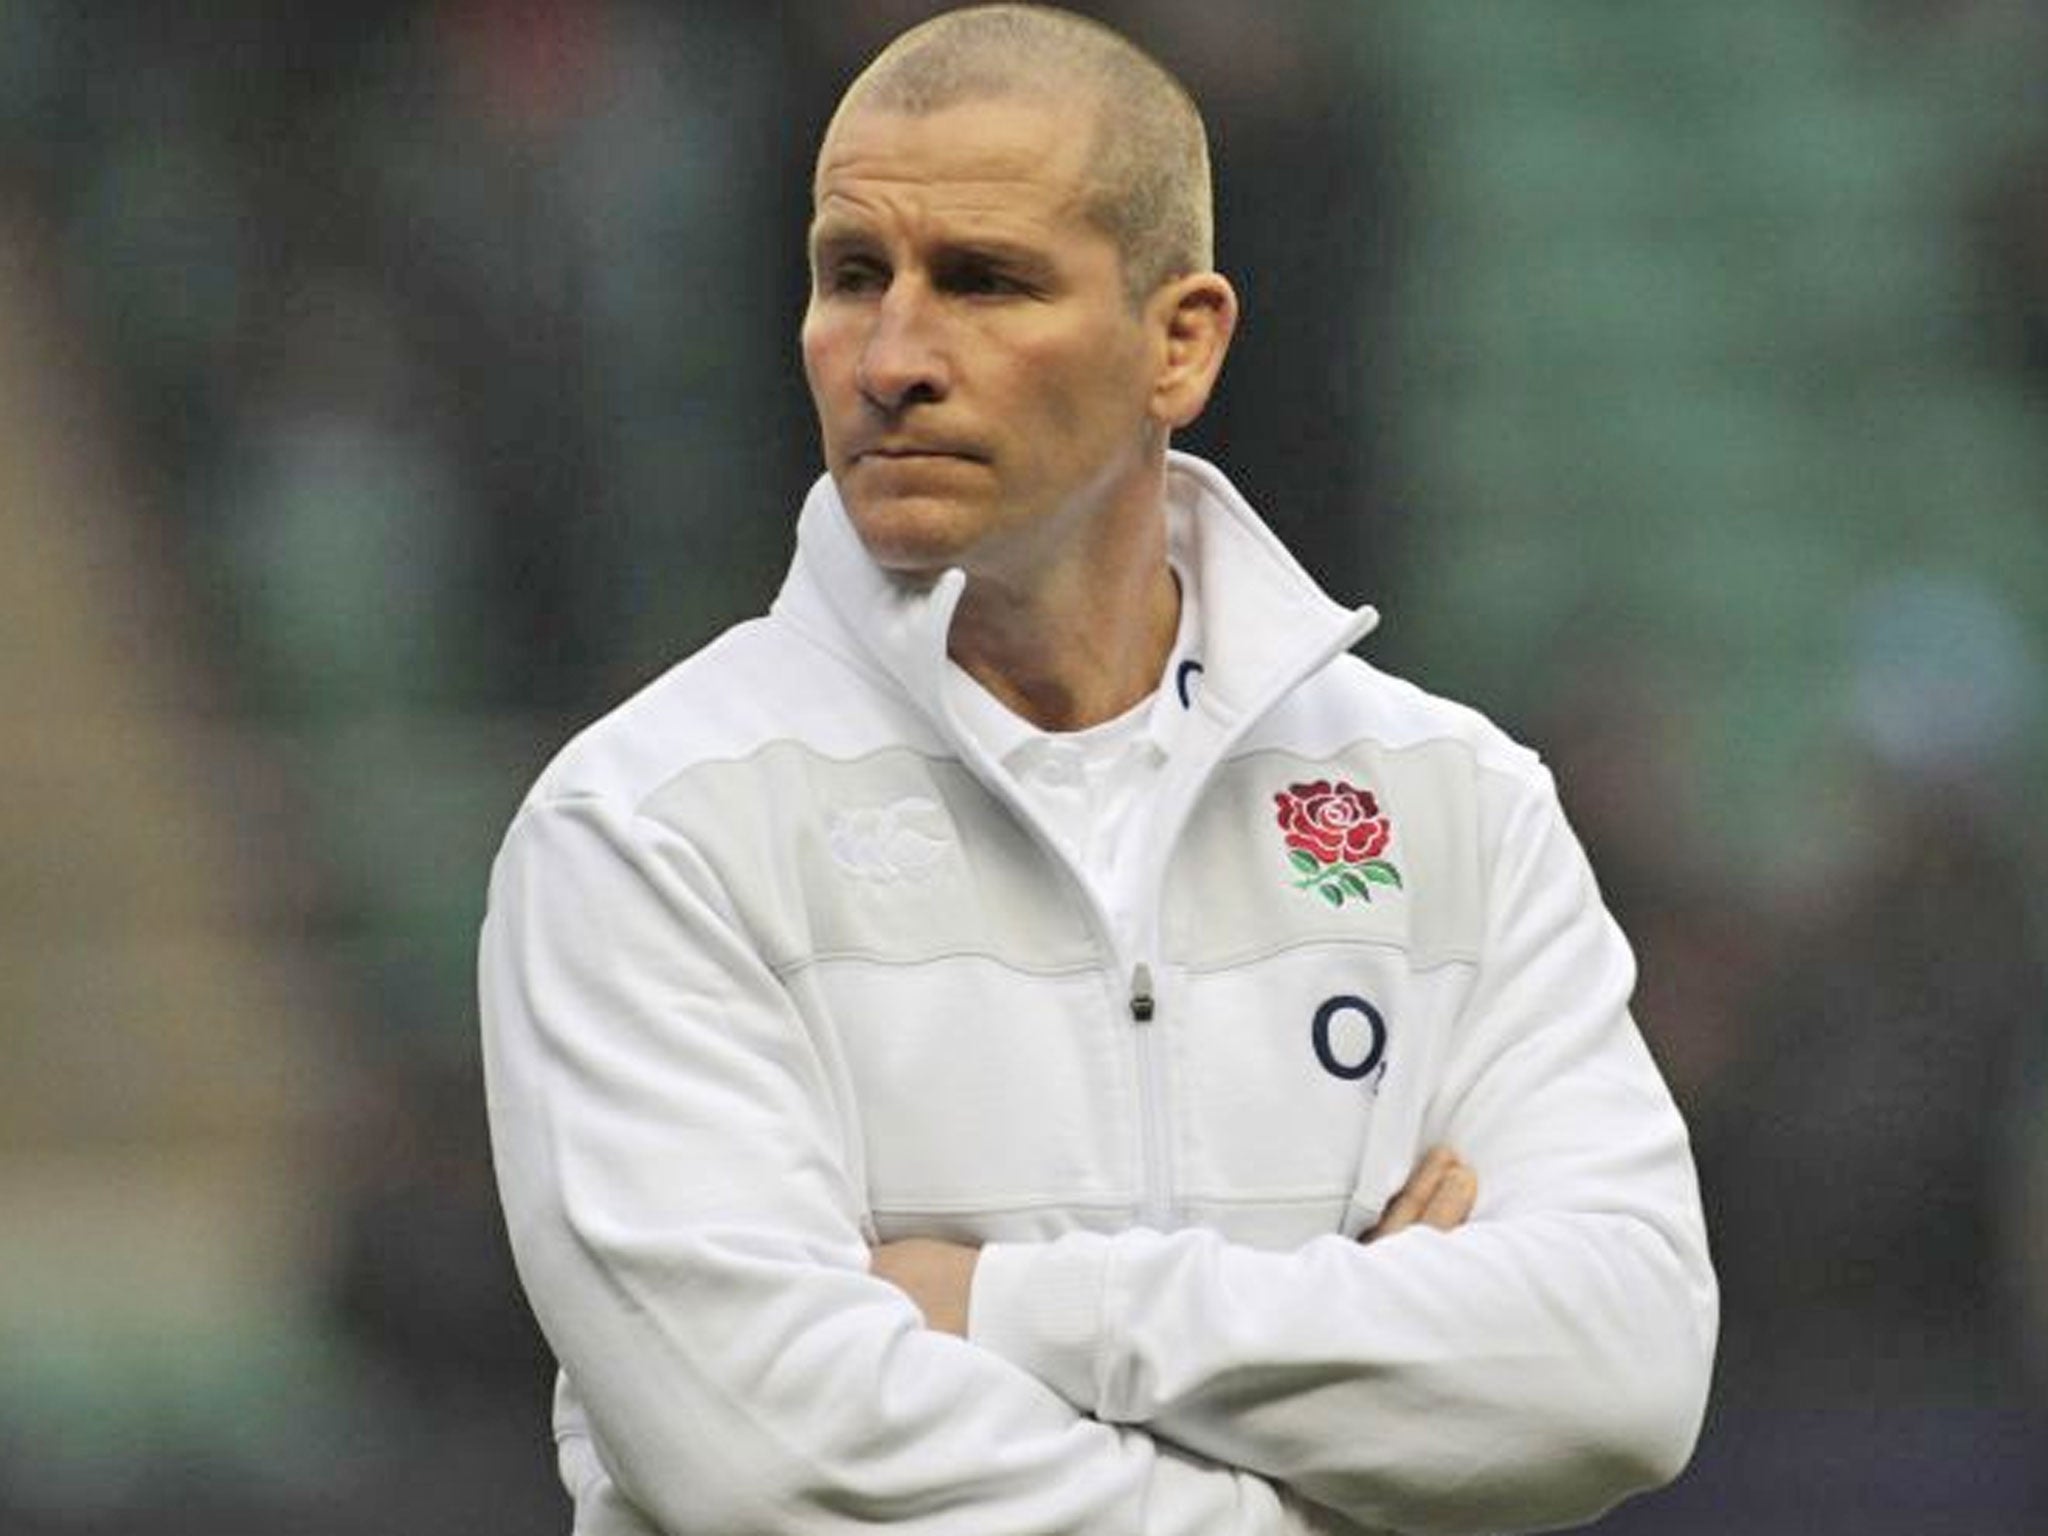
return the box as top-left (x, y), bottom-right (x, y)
top-left (827, 4), bottom-right (1214, 302)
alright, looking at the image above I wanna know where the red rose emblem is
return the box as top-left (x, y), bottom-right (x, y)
top-left (1275, 780), bottom-right (1390, 865)
top-left (1274, 780), bottom-right (1402, 907)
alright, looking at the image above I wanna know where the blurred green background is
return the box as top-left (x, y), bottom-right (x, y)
top-left (2, 2), bottom-right (2044, 1531)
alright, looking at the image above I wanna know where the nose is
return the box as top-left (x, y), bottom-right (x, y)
top-left (855, 280), bottom-right (948, 411)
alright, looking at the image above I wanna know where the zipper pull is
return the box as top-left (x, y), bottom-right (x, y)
top-left (1129, 962), bottom-right (1156, 1022)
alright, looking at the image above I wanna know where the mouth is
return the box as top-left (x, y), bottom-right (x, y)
top-left (854, 443), bottom-right (986, 466)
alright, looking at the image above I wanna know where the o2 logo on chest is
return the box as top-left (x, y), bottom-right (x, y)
top-left (1312, 995), bottom-right (1388, 1085)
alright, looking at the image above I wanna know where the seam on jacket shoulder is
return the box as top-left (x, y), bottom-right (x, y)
top-left (1181, 934), bottom-right (1482, 974)
top-left (774, 949), bottom-right (1104, 983)
top-left (627, 739), bottom-right (964, 821)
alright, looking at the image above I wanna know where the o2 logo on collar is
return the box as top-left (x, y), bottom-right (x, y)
top-left (1312, 995), bottom-right (1387, 1085)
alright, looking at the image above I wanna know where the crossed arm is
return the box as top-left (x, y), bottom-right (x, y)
top-left (874, 1147), bottom-right (1481, 1337)
top-left (485, 784), bottom-right (1714, 1535)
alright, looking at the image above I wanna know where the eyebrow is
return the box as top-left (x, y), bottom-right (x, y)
top-left (807, 217), bottom-right (875, 255)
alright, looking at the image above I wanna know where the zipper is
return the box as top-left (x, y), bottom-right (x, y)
top-left (1129, 962), bottom-right (1156, 1021)
top-left (1128, 961), bottom-right (1174, 1229)
top-left (929, 655), bottom-right (1182, 1230)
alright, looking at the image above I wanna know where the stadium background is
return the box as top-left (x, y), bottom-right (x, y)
top-left (2, 1), bottom-right (2044, 1530)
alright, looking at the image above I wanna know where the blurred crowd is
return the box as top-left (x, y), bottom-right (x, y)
top-left (2, 2), bottom-right (2045, 1532)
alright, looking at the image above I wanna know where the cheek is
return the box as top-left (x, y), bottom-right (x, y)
top-left (800, 312), bottom-right (849, 399)
top-left (798, 330), bottom-right (827, 394)
top-left (1020, 345), bottom-right (1130, 438)
top-left (801, 338), bottom-right (859, 456)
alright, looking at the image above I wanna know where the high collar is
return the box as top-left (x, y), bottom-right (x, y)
top-left (770, 450), bottom-right (1379, 755)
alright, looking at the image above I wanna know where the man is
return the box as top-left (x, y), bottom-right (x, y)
top-left (480, 7), bottom-right (1716, 1534)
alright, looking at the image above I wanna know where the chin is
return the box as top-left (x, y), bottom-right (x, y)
top-left (840, 490), bottom-right (983, 576)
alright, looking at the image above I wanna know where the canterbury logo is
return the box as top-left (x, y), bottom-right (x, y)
top-left (827, 797), bottom-right (951, 883)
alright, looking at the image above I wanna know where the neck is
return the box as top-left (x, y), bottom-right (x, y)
top-left (948, 533), bottom-right (1180, 733)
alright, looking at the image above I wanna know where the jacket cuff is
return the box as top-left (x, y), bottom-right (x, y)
top-left (967, 1234), bottom-right (1112, 1413)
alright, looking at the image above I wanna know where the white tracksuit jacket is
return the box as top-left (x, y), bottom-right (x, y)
top-left (480, 453), bottom-right (1717, 1536)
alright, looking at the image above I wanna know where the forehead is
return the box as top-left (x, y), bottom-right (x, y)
top-left (810, 97), bottom-right (1102, 240)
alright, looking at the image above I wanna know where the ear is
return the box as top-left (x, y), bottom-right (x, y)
top-left (1147, 271), bottom-right (1238, 431)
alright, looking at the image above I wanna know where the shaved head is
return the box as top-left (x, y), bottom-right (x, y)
top-left (825, 4), bottom-right (1214, 302)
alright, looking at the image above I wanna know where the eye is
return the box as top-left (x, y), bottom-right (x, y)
top-left (819, 255), bottom-right (889, 296)
top-left (938, 256), bottom-right (1037, 300)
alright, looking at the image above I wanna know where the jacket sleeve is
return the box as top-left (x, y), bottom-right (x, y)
top-left (479, 791), bottom-right (1355, 1536)
top-left (964, 768), bottom-right (1718, 1536)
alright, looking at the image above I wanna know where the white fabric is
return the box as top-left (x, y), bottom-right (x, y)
top-left (479, 452), bottom-right (1718, 1536)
